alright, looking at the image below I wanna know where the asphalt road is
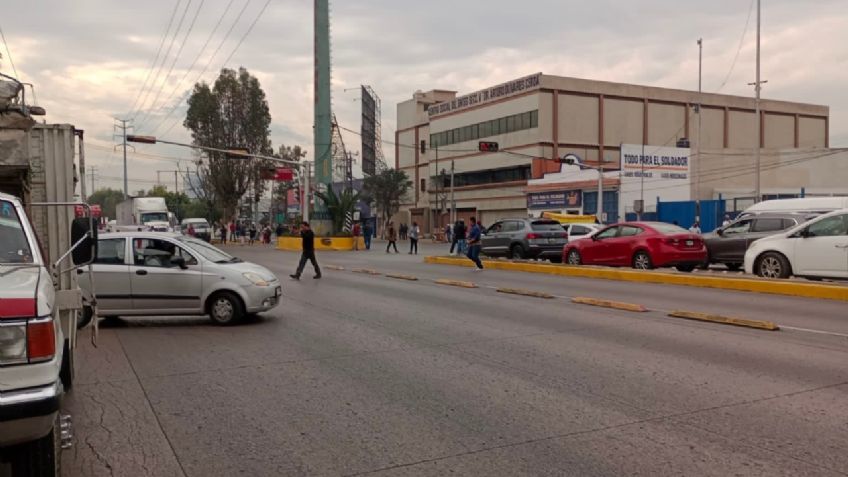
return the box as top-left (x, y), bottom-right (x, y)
top-left (56, 240), bottom-right (848, 476)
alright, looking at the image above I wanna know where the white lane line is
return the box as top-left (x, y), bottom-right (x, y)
top-left (778, 325), bottom-right (848, 339)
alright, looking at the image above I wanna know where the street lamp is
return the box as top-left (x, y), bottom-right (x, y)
top-left (560, 154), bottom-right (605, 224)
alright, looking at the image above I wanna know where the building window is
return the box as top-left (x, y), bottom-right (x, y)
top-left (420, 178), bottom-right (426, 192)
top-left (530, 110), bottom-right (538, 128)
top-left (428, 110), bottom-right (539, 148)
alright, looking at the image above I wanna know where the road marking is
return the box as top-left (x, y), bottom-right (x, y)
top-left (434, 279), bottom-right (478, 289)
top-left (572, 297), bottom-right (648, 312)
top-left (778, 325), bottom-right (848, 338)
top-left (496, 287), bottom-right (554, 299)
top-left (668, 310), bottom-right (779, 331)
top-left (325, 265), bottom-right (345, 271)
top-left (386, 274), bottom-right (419, 281)
top-left (352, 268), bottom-right (381, 275)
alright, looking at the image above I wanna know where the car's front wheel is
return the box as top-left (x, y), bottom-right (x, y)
top-left (566, 249), bottom-right (582, 265)
top-left (510, 244), bottom-right (526, 260)
top-left (756, 252), bottom-right (791, 279)
top-left (208, 292), bottom-right (244, 325)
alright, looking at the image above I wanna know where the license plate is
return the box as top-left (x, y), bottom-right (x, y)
top-left (275, 286), bottom-right (282, 297)
top-left (686, 240), bottom-right (694, 247)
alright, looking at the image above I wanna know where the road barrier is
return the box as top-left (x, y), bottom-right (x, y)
top-left (571, 297), bottom-right (648, 312)
top-left (668, 310), bottom-right (779, 331)
top-left (496, 287), bottom-right (555, 299)
top-left (386, 274), bottom-right (419, 281)
top-left (434, 279), bottom-right (478, 289)
top-left (424, 256), bottom-right (848, 302)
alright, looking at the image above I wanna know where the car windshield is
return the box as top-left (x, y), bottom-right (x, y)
top-left (176, 236), bottom-right (240, 263)
top-left (0, 200), bottom-right (34, 264)
top-left (647, 222), bottom-right (690, 235)
top-left (142, 212), bottom-right (169, 223)
top-left (531, 221), bottom-right (564, 231)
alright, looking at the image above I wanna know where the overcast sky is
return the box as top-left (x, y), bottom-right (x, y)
top-left (1, 0), bottom-right (846, 192)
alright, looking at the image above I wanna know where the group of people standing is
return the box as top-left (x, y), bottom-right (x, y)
top-left (216, 221), bottom-right (275, 245)
top-left (384, 221), bottom-right (421, 254)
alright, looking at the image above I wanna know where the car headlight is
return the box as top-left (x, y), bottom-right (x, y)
top-left (242, 272), bottom-right (270, 286)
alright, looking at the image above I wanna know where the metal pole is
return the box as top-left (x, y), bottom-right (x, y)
top-left (77, 130), bottom-right (87, 201)
top-left (122, 120), bottom-right (128, 199)
top-left (640, 143), bottom-right (645, 221)
top-left (597, 165), bottom-right (604, 224)
top-left (697, 38), bottom-right (703, 210)
top-left (303, 162), bottom-right (311, 224)
top-left (754, 0), bottom-right (761, 203)
top-left (450, 159), bottom-right (455, 225)
top-left (434, 145), bottom-right (439, 231)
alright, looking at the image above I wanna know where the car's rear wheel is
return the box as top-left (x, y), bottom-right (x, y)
top-left (208, 292), bottom-right (244, 325)
top-left (756, 252), bottom-right (791, 279)
top-left (9, 414), bottom-right (61, 477)
top-left (675, 264), bottom-right (696, 273)
top-left (77, 306), bottom-right (93, 330)
top-left (566, 249), bottom-right (582, 265)
top-left (725, 263), bottom-right (742, 272)
top-left (632, 251), bottom-right (653, 270)
top-left (510, 244), bottom-right (526, 260)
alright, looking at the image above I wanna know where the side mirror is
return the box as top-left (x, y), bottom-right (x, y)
top-left (71, 217), bottom-right (97, 265)
top-left (591, 235), bottom-right (600, 241)
top-left (799, 228), bottom-right (810, 238)
top-left (171, 256), bottom-right (188, 269)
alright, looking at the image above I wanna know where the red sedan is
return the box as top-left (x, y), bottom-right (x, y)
top-left (562, 222), bottom-right (707, 272)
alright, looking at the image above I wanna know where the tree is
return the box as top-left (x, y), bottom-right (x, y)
top-left (362, 169), bottom-right (412, 232)
top-left (86, 188), bottom-right (125, 219)
top-left (144, 185), bottom-right (191, 221)
top-left (273, 144), bottom-right (306, 220)
top-left (183, 67), bottom-right (273, 220)
top-left (314, 184), bottom-right (360, 234)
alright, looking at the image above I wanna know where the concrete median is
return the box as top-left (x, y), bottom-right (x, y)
top-left (424, 256), bottom-right (848, 302)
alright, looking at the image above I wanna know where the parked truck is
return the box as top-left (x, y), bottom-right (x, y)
top-left (112, 196), bottom-right (171, 232)
top-left (1, 73), bottom-right (96, 476)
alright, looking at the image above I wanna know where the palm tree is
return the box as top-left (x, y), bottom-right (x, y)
top-left (315, 184), bottom-right (360, 234)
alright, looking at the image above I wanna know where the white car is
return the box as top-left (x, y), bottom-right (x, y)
top-left (744, 209), bottom-right (848, 280)
top-left (79, 232), bottom-right (281, 324)
top-left (564, 223), bottom-right (602, 242)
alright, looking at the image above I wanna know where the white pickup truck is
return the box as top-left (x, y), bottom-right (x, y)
top-left (0, 193), bottom-right (96, 475)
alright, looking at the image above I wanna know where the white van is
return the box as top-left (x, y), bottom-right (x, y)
top-left (741, 197), bottom-right (848, 217)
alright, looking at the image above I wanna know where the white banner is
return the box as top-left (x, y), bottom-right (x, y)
top-left (619, 144), bottom-right (691, 219)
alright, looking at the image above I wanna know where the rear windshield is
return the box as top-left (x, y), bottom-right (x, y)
top-left (647, 222), bottom-right (689, 235)
top-left (531, 221), bottom-right (565, 231)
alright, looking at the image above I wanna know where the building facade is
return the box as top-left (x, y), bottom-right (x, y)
top-left (395, 73), bottom-right (832, 233)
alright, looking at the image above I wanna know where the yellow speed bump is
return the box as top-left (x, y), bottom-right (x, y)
top-left (352, 268), bottom-right (381, 275)
top-left (668, 310), bottom-right (779, 331)
top-left (572, 297), bottom-right (648, 312)
top-left (434, 279), bottom-right (478, 289)
top-left (386, 274), bottom-right (419, 281)
top-left (325, 265), bottom-right (345, 271)
top-left (497, 287), bottom-right (554, 299)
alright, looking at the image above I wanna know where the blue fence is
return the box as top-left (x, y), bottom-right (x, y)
top-left (656, 199), bottom-right (726, 232)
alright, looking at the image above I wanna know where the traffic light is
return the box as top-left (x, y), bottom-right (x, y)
top-left (478, 141), bottom-right (499, 152)
top-left (126, 135), bottom-right (157, 144)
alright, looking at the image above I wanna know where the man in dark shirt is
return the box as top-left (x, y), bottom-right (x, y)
top-left (290, 221), bottom-right (321, 280)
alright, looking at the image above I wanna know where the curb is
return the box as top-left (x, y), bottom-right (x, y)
top-left (668, 310), bottom-right (779, 331)
top-left (496, 287), bottom-right (554, 299)
top-left (386, 274), bottom-right (419, 281)
top-left (424, 256), bottom-right (848, 302)
top-left (434, 279), bottom-right (478, 289)
top-left (571, 297), bottom-right (648, 312)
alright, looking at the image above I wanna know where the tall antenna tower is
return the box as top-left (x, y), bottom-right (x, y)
top-left (361, 85), bottom-right (387, 175)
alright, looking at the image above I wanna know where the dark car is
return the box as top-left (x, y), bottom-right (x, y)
top-left (481, 218), bottom-right (568, 262)
top-left (563, 222), bottom-right (706, 271)
top-left (702, 212), bottom-right (817, 270)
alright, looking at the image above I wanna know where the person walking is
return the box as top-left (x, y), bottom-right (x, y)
top-left (408, 222), bottom-right (420, 254)
top-left (689, 220), bottom-right (702, 234)
top-left (290, 222), bottom-right (321, 280)
top-left (454, 219), bottom-right (467, 256)
top-left (721, 214), bottom-right (732, 227)
top-left (220, 224), bottom-right (228, 244)
top-left (248, 223), bottom-right (257, 245)
top-left (386, 222), bottom-right (399, 253)
top-left (363, 221), bottom-right (372, 250)
top-left (352, 222), bottom-right (361, 251)
top-left (466, 217), bottom-right (484, 270)
top-left (449, 220), bottom-right (460, 254)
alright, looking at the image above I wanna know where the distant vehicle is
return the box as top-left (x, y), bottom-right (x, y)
top-left (744, 209), bottom-right (848, 280)
top-left (481, 218), bottom-right (568, 262)
top-left (563, 221), bottom-right (706, 272)
top-left (114, 197), bottom-right (171, 231)
top-left (79, 232), bottom-right (282, 325)
top-left (181, 218), bottom-right (212, 242)
top-left (740, 196), bottom-right (848, 217)
top-left (563, 223), bottom-right (602, 241)
top-left (702, 212), bottom-right (817, 270)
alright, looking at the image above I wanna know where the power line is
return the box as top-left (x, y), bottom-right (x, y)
top-left (147, 0), bottom-right (254, 137)
top-left (144, 0), bottom-right (238, 135)
top-left (716, 0), bottom-right (756, 92)
top-left (125, 0), bottom-right (183, 117)
top-left (0, 24), bottom-right (18, 78)
top-left (137, 0), bottom-right (206, 129)
top-left (131, 0), bottom-right (193, 122)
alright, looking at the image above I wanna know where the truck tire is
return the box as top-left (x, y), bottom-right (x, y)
top-left (9, 414), bottom-right (61, 477)
top-left (59, 340), bottom-right (74, 390)
top-left (77, 306), bottom-right (93, 330)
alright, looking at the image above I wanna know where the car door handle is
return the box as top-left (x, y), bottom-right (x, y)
top-left (135, 269), bottom-right (148, 276)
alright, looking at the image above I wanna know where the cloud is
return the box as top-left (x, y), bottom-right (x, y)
top-left (0, 0), bottom-right (845, 192)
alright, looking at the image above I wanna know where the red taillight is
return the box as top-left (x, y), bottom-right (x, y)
top-left (664, 238), bottom-right (679, 245)
top-left (0, 298), bottom-right (37, 319)
top-left (526, 233), bottom-right (540, 239)
top-left (27, 320), bottom-right (55, 362)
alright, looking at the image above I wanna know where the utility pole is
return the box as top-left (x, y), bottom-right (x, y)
top-left (88, 166), bottom-right (98, 197)
top-left (303, 161), bottom-right (311, 225)
top-left (113, 118), bottom-right (133, 199)
top-left (450, 160), bottom-right (456, 225)
top-left (748, 0), bottom-right (767, 203)
top-left (696, 38), bottom-right (703, 214)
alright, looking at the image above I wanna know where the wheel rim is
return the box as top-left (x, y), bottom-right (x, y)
top-left (568, 251), bottom-right (580, 265)
top-left (760, 256), bottom-right (782, 278)
top-left (634, 253), bottom-right (650, 269)
top-left (213, 298), bottom-right (234, 322)
top-left (512, 247), bottom-right (522, 259)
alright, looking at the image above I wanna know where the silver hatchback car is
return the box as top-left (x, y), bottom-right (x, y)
top-left (79, 232), bottom-right (281, 325)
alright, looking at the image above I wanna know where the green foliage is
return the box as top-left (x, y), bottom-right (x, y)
top-left (143, 185), bottom-right (193, 221)
top-left (183, 67), bottom-right (273, 220)
top-left (362, 169), bottom-right (412, 225)
top-left (86, 188), bottom-right (124, 219)
top-left (314, 184), bottom-right (360, 234)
